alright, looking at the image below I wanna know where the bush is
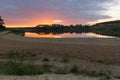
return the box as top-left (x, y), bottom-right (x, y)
top-left (42, 63), bottom-right (53, 72)
top-left (7, 50), bottom-right (27, 64)
top-left (5, 50), bottom-right (46, 75)
top-left (61, 58), bottom-right (69, 63)
top-left (71, 65), bottom-right (79, 74)
top-left (43, 58), bottom-right (50, 62)
top-left (55, 66), bottom-right (70, 74)
top-left (0, 64), bottom-right (6, 74)
top-left (79, 70), bottom-right (102, 77)
top-left (7, 63), bottom-right (44, 75)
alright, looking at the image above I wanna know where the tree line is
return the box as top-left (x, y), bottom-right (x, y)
top-left (0, 16), bottom-right (120, 37)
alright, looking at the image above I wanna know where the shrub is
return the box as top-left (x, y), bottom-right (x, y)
top-left (7, 63), bottom-right (44, 75)
top-left (43, 58), bottom-right (50, 62)
top-left (7, 50), bottom-right (27, 64)
top-left (79, 70), bottom-right (102, 77)
top-left (96, 58), bottom-right (104, 63)
top-left (61, 58), bottom-right (69, 63)
top-left (42, 63), bottom-right (53, 72)
top-left (71, 65), bottom-right (79, 74)
top-left (0, 64), bottom-right (6, 74)
top-left (5, 50), bottom-right (46, 75)
top-left (55, 66), bottom-right (70, 74)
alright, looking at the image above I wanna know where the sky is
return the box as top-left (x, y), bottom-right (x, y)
top-left (0, 0), bottom-right (119, 27)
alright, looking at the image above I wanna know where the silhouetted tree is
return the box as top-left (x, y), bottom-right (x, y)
top-left (0, 16), bottom-right (6, 30)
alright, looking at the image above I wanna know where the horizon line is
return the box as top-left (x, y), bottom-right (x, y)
top-left (5, 19), bottom-right (120, 28)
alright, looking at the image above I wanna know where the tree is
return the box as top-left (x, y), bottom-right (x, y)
top-left (0, 16), bottom-right (6, 30)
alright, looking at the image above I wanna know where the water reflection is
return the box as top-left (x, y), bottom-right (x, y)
top-left (25, 32), bottom-right (115, 38)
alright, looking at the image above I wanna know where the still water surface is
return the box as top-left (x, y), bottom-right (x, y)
top-left (25, 32), bottom-right (115, 38)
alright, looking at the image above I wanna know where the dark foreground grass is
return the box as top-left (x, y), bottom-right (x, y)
top-left (7, 63), bottom-right (44, 75)
top-left (0, 50), bottom-right (45, 75)
top-left (0, 62), bottom-right (114, 79)
top-left (0, 63), bottom-right (44, 75)
top-left (0, 50), bottom-right (119, 80)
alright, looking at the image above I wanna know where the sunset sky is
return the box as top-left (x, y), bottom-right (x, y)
top-left (0, 0), bottom-right (120, 27)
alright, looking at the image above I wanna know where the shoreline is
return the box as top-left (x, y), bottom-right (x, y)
top-left (0, 31), bottom-right (120, 46)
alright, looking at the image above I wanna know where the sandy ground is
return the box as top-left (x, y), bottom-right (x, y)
top-left (0, 32), bottom-right (120, 80)
top-left (0, 74), bottom-right (102, 80)
top-left (0, 32), bottom-right (120, 64)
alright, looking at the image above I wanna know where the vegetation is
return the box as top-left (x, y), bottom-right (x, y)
top-left (61, 58), bottom-right (69, 63)
top-left (7, 63), bottom-right (43, 75)
top-left (8, 29), bottom-right (25, 36)
top-left (43, 57), bottom-right (50, 62)
top-left (7, 50), bottom-right (25, 63)
top-left (70, 65), bottom-right (79, 74)
top-left (91, 20), bottom-right (120, 37)
top-left (0, 16), bottom-right (6, 31)
top-left (0, 50), bottom-right (118, 80)
top-left (0, 50), bottom-right (44, 75)
top-left (42, 63), bottom-right (54, 73)
top-left (0, 25), bottom-right (6, 31)
top-left (5, 20), bottom-right (120, 37)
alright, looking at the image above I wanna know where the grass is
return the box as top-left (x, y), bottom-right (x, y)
top-left (30, 53), bottom-right (37, 57)
top-left (6, 50), bottom-right (38, 62)
top-left (70, 65), bottom-right (79, 74)
top-left (79, 70), bottom-right (103, 77)
top-left (55, 65), bottom-right (70, 74)
top-left (0, 64), bottom-right (6, 74)
top-left (1, 50), bottom-right (44, 75)
top-left (0, 62), bottom-right (54, 75)
top-left (7, 29), bottom-right (25, 36)
top-left (25, 52), bottom-right (37, 58)
top-left (77, 69), bottom-right (113, 79)
top-left (43, 57), bottom-right (50, 62)
top-left (7, 63), bottom-right (44, 75)
top-left (53, 59), bottom-right (57, 61)
top-left (113, 76), bottom-right (120, 79)
top-left (61, 58), bottom-right (69, 63)
top-left (7, 50), bottom-right (27, 64)
top-left (0, 50), bottom-right (117, 79)
top-left (96, 59), bottom-right (104, 63)
top-left (42, 63), bottom-right (54, 72)
top-left (0, 63), bottom-right (114, 77)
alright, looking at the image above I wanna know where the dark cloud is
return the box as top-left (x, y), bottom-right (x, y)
top-left (0, 0), bottom-right (113, 26)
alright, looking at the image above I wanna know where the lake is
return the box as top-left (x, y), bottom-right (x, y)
top-left (25, 32), bottom-right (115, 38)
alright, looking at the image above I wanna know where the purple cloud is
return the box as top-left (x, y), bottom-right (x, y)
top-left (0, 0), bottom-right (113, 26)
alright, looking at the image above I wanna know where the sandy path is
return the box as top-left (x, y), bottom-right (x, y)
top-left (0, 74), bottom-right (100, 80)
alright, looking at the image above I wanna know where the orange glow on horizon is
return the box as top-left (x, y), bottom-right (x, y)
top-left (5, 19), bottom-right (64, 27)
top-left (4, 16), bottom-right (84, 27)
top-left (4, 13), bottom-right (82, 27)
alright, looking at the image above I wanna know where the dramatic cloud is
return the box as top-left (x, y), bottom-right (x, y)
top-left (0, 0), bottom-right (115, 27)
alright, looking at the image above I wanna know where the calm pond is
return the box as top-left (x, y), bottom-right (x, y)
top-left (25, 32), bottom-right (115, 38)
